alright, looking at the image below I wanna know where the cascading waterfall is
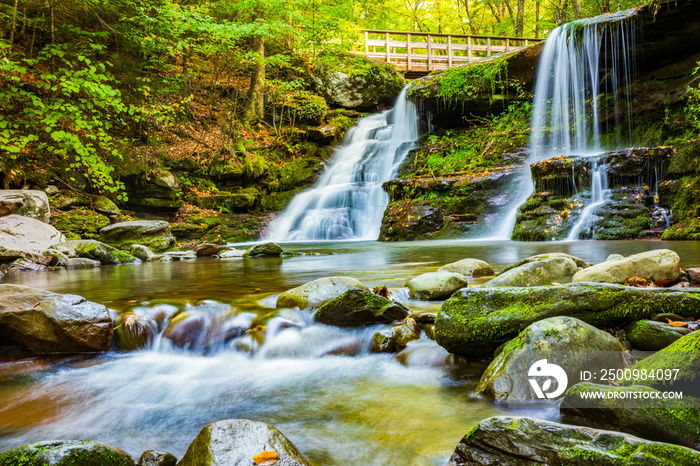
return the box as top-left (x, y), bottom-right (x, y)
top-left (565, 160), bottom-right (611, 240)
top-left (267, 86), bottom-right (419, 241)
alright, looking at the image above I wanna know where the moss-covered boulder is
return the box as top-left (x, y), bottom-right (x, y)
top-left (124, 170), bottom-right (183, 211)
top-left (370, 318), bottom-right (421, 353)
top-left (435, 283), bottom-right (700, 357)
top-left (572, 249), bottom-right (680, 284)
top-left (277, 276), bottom-right (369, 310)
top-left (75, 240), bottom-right (139, 265)
top-left (178, 419), bottom-right (311, 466)
top-left (94, 195), bottom-right (121, 216)
top-left (314, 289), bottom-right (409, 326)
top-left (483, 256), bottom-right (578, 287)
top-left (438, 258), bottom-right (495, 277)
top-left (476, 317), bottom-right (620, 401)
top-left (100, 220), bottom-right (175, 253)
top-left (626, 320), bottom-right (692, 350)
top-left (561, 382), bottom-right (700, 451)
top-left (448, 416), bottom-right (700, 465)
top-left (136, 450), bottom-right (177, 466)
top-left (0, 440), bottom-right (134, 466)
top-left (502, 253), bottom-right (590, 272)
top-left (242, 242), bottom-right (283, 258)
top-left (405, 272), bottom-right (469, 300)
top-left (51, 208), bottom-right (110, 239)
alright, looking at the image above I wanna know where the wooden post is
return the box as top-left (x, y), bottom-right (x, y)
top-left (467, 36), bottom-right (472, 60)
top-left (486, 37), bottom-right (491, 56)
top-left (505, 38), bottom-right (510, 52)
top-left (407, 33), bottom-right (412, 72)
top-left (427, 34), bottom-right (432, 71)
top-left (385, 32), bottom-right (390, 63)
top-left (525, 39), bottom-right (529, 46)
top-left (364, 31), bottom-right (369, 55)
top-left (447, 35), bottom-right (453, 68)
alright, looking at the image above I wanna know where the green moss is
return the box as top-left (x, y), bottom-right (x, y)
top-left (51, 209), bottom-right (110, 239)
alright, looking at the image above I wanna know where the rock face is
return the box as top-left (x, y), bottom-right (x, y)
top-left (435, 283), bottom-right (700, 357)
top-left (405, 272), bottom-right (469, 300)
top-left (243, 242), bottom-right (283, 258)
top-left (124, 170), bottom-right (183, 211)
top-left (314, 290), bottom-right (409, 326)
top-left (561, 382), bottom-right (700, 451)
top-left (483, 256), bottom-right (578, 287)
top-left (438, 258), bottom-right (494, 277)
top-left (0, 189), bottom-right (51, 223)
top-left (100, 220), bottom-right (175, 253)
top-left (276, 277), bottom-right (369, 310)
top-left (370, 318), bottom-right (420, 353)
top-left (0, 214), bottom-right (65, 263)
top-left (448, 416), bottom-right (700, 465)
top-left (572, 249), bottom-right (680, 284)
top-left (178, 419), bottom-right (311, 466)
top-left (0, 440), bottom-right (134, 466)
top-left (0, 284), bottom-right (113, 353)
top-left (626, 319), bottom-right (692, 350)
top-left (476, 317), bottom-right (620, 401)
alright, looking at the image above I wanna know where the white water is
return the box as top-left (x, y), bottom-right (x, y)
top-left (565, 160), bottom-right (611, 240)
top-left (267, 86), bottom-right (419, 241)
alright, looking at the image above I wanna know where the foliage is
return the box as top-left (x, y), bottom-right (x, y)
top-left (435, 58), bottom-right (510, 108)
top-left (685, 61), bottom-right (700, 132)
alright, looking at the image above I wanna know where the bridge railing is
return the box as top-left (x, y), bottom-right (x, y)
top-left (362, 29), bottom-right (544, 72)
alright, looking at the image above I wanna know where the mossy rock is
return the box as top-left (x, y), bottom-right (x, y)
top-left (626, 320), bottom-right (692, 350)
top-left (51, 208), bottom-right (110, 239)
top-left (662, 217), bottom-right (700, 240)
top-left (277, 277), bottom-right (369, 310)
top-left (405, 271), bottom-right (469, 300)
top-left (434, 283), bottom-right (700, 357)
top-left (100, 220), bottom-right (175, 253)
top-left (314, 289), bottom-right (409, 326)
top-left (0, 440), bottom-right (134, 466)
top-left (483, 257), bottom-right (578, 287)
top-left (75, 240), bottom-right (139, 265)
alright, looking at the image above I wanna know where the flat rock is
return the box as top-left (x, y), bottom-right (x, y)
top-left (438, 258), bottom-right (495, 277)
top-left (314, 289), bottom-right (409, 326)
top-left (573, 249), bottom-right (680, 284)
top-left (277, 276), bottom-right (369, 310)
top-left (483, 256), bottom-right (578, 287)
top-left (501, 252), bottom-right (590, 272)
top-left (65, 257), bottom-right (101, 269)
top-left (405, 272), bottom-right (468, 300)
top-left (0, 214), bottom-right (65, 264)
top-left (0, 189), bottom-right (51, 223)
top-left (100, 220), bottom-right (175, 253)
top-left (218, 249), bottom-right (245, 258)
top-left (0, 440), bottom-right (134, 465)
top-left (164, 251), bottom-right (197, 261)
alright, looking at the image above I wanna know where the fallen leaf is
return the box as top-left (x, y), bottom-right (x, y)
top-left (550, 282), bottom-right (562, 286)
top-left (253, 451), bottom-right (278, 465)
top-left (666, 319), bottom-right (688, 327)
top-left (33, 302), bottom-right (41, 308)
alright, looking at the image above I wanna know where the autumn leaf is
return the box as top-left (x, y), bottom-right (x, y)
top-left (253, 451), bottom-right (278, 465)
top-left (666, 319), bottom-right (688, 327)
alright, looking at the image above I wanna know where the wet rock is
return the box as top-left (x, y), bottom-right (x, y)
top-left (561, 382), bottom-right (700, 451)
top-left (137, 450), bottom-right (177, 466)
top-left (0, 284), bottom-right (112, 353)
top-left (0, 440), bottom-right (135, 465)
top-left (100, 220), bottom-right (175, 253)
top-left (66, 257), bottom-right (101, 269)
top-left (277, 276), bottom-right (369, 310)
top-left (218, 249), bottom-right (245, 258)
top-left (687, 267), bottom-right (700, 284)
top-left (243, 242), bottom-right (283, 258)
top-left (378, 200), bottom-right (445, 241)
top-left (178, 419), bottom-right (311, 466)
top-left (193, 243), bottom-right (229, 257)
top-left (438, 258), bottom-right (494, 277)
top-left (116, 313), bottom-right (156, 351)
top-left (484, 256), bottom-right (578, 287)
top-left (315, 289), bottom-right (409, 327)
top-left (395, 340), bottom-right (466, 368)
top-left (370, 318), bottom-right (421, 353)
top-left (405, 272), bottom-right (468, 300)
top-left (0, 189), bottom-right (51, 223)
top-left (94, 195), bottom-right (121, 216)
top-left (162, 311), bottom-right (207, 349)
top-left (408, 312), bottom-right (437, 323)
top-left (476, 317), bottom-right (620, 401)
top-left (0, 214), bottom-right (66, 264)
top-left (448, 416), bottom-right (700, 465)
top-left (75, 240), bottom-right (139, 265)
top-left (626, 319), bottom-right (691, 350)
top-left (501, 253), bottom-right (590, 272)
top-left (435, 283), bottom-right (700, 357)
top-left (130, 244), bottom-right (155, 262)
top-left (573, 249), bottom-right (680, 284)
top-left (164, 251), bottom-right (197, 261)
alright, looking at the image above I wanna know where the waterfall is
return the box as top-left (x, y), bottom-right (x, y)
top-left (267, 86), bottom-right (419, 241)
top-left (565, 160), bottom-right (611, 240)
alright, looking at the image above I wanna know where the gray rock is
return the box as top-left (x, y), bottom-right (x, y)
top-left (438, 258), bottom-right (495, 277)
top-left (94, 195), bottom-right (121, 216)
top-left (100, 220), bottom-right (175, 253)
top-left (448, 416), bottom-right (700, 465)
top-left (277, 277), bottom-right (369, 310)
top-left (687, 267), bottom-right (700, 284)
top-left (607, 253), bottom-right (625, 261)
top-left (44, 248), bottom-right (69, 267)
top-left (218, 249), bottom-right (245, 259)
top-left (193, 243), bottom-right (229, 257)
top-left (405, 272), bottom-right (469, 300)
top-left (314, 289), bottom-right (409, 326)
top-left (476, 317), bottom-right (620, 401)
top-left (0, 284), bottom-right (112, 353)
top-left (74, 240), bottom-right (139, 265)
top-left (0, 189), bottom-right (51, 223)
top-left (66, 257), bottom-right (101, 269)
top-left (626, 319), bottom-right (692, 350)
top-left (307, 125), bottom-right (340, 143)
top-left (45, 185), bottom-right (60, 196)
top-left (0, 214), bottom-right (65, 264)
top-left (501, 252), bottom-right (590, 272)
top-left (178, 419), bottom-right (311, 466)
top-left (164, 250), bottom-right (197, 261)
top-left (130, 244), bottom-right (155, 261)
top-left (573, 249), bottom-right (680, 284)
top-left (243, 242), bottom-right (283, 258)
top-left (0, 440), bottom-right (134, 465)
top-left (370, 318), bottom-right (420, 353)
top-left (483, 257), bottom-right (578, 287)
top-left (137, 450), bottom-right (177, 466)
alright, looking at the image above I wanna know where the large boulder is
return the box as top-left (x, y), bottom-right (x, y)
top-left (561, 382), bottom-right (700, 451)
top-left (476, 317), bottom-right (620, 401)
top-left (448, 416), bottom-right (700, 465)
top-left (0, 284), bottom-right (113, 353)
top-left (0, 189), bottom-right (51, 223)
top-left (277, 277), bottom-right (369, 310)
top-left (405, 272), bottom-right (469, 300)
top-left (573, 249), bottom-right (680, 284)
top-left (626, 319), bottom-right (692, 350)
top-left (74, 240), bottom-right (139, 265)
top-left (314, 289), bottom-right (409, 326)
top-left (243, 242), bottom-right (283, 258)
top-left (435, 283), bottom-right (700, 357)
top-left (124, 170), bottom-right (183, 211)
top-left (178, 419), bottom-right (311, 466)
top-left (483, 256), bottom-right (578, 287)
top-left (0, 440), bottom-right (134, 465)
top-left (0, 214), bottom-right (65, 264)
top-left (501, 253), bottom-right (590, 272)
top-left (100, 220), bottom-right (175, 253)
top-left (437, 258), bottom-right (495, 277)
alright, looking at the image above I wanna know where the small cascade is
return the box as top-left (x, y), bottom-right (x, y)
top-left (267, 86), bottom-right (419, 241)
top-left (565, 160), bottom-right (611, 240)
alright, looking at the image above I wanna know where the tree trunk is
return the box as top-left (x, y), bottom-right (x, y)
top-left (602, 0), bottom-right (610, 13)
top-left (535, 0), bottom-right (540, 37)
top-left (462, 0), bottom-right (478, 35)
top-left (243, 7), bottom-right (265, 123)
top-left (572, 0), bottom-right (584, 19)
top-left (516, 0), bottom-right (525, 37)
top-left (7, 0), bottom-right (19, 56)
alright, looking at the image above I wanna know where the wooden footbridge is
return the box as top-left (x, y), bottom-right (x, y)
top-left (362, 30), bottom-right (544, 78)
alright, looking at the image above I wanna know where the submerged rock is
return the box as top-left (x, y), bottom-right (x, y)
top-left (435, 283), bottom-right (700, 357)
top-left (572, 249), bottom-right (680, 284)
top-left (314, 289), bottom-right (409, 326)
top-left (476, 317), bottom-right (620, 401)
top-left (625, 319), bottom-right (691, 350)
top-left (437, 258), bottom-right (495, 277)
top-left (137, 450), bottom-right (177, 466)
top-left (0, 284), bottom-right (112, 353)
top-left (448, 416), bottom-right (700, 465)
top-left (0, 440), bottom-right (134, 466)
top-left (178, 419), bottom-right (311, 466)
top-left (277, 277), bottom-right (369, 310)
top-left (395, 340), bottom-right (467, 368)
top-left (370, 318), bottom-right (420, 353)
top-left (483, 256), bottom-right (578, 287)
top-left (0, 214), bottom-right (65, 264)
top-left (405, 272), bottom-right (468, 300)
top-left (243, 242), bottom-right (283, 258)
top-left (100, 220), bottom-right (175, 253)
top-left (0, 189), bottom-right (51, 223)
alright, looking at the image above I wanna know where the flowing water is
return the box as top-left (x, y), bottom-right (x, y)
top-left (565, 160), bottom-right (612, 240)
top-left (267, 86), bottom-right (419, 242)
top-left (2, 240), bottom-right (699, 464)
